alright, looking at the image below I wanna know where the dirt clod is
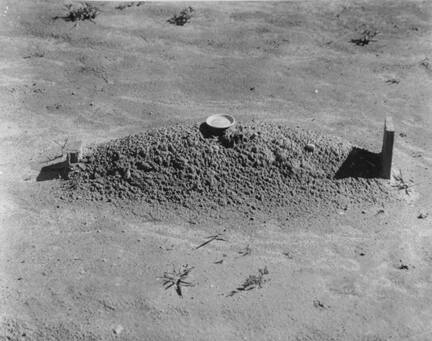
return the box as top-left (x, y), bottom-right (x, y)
top-left (113, 325), bottom-right (124, 335)
top-left (305, 143), bottom-right (316, 152)
top-left (417, 212), bottom-right (428, 219)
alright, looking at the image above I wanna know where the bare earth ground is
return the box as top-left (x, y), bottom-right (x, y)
top-left (1, 1), bottom-right (432, 340)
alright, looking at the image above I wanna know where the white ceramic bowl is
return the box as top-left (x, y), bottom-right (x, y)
top-left (206, 114), bottom-right (236, 129)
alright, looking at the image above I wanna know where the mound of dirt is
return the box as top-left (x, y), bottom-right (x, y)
top-left (63, 122), bottom-right (391, 217)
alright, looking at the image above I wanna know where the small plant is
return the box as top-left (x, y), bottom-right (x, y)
top-left (313, 299), bottom-right (329, 309)
top-left (115, 2), bottom-right (133, 10)
top-left (115, 3), bottom-right (128, 10)
top-left (392, 169), bottom-right (427, 195)
top-left (167, 6), bottom-right (194, 26)
top-left (228, 266), bottom-right (269, 296)
top-left (420, 58), bottom-right (431, 71)
top-left (351, 29), bottom-right (378, 46)
top-left (54, 3), bottom-right (100, 27)
top-left (392, 169), bottom-right (412, 195)
top-left (115, 2), bottom-right (144, 10)
top-left (160, 265), bottom-right (194, 297)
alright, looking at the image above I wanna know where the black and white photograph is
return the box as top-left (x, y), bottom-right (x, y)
top-left (0, 0), bottom-right (431, 340)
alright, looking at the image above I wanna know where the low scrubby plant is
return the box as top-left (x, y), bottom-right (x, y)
top-left (167, 7), bottom-right (194, 26)
top-left (54, 3), bottom-right (100, 26)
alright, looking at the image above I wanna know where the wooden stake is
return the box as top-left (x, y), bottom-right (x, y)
top-left (65, 140), bottom-right (82, 166)
top-left (381, 117), bottom-right (394, 179)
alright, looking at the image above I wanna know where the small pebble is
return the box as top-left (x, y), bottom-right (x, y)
top-left (113, 325), bottom-right (124, 335)
top-left (305, 143), bottom-right (316, 152)
top-left (123, 168), bottom-right (131, 180)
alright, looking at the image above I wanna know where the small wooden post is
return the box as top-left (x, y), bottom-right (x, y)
top-left (65, 140), bottom-right (82, 166)
top-left (381, 117), bottom-right (394, 179)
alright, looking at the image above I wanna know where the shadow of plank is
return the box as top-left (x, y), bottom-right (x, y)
top-left (37, 160), bottom-right (69, 181)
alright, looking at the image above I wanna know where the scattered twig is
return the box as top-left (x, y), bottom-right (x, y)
top-left (237, 245), bottom-right (251, 257)
top-left (227, 266), bottom-right (269, 296)
top-left (282, 251), bottom-right (293, 259)
top-left (375, 208), bottom-right (385, 215)
top-left (43, 153), bottom-right (64, 163)
top-left (398, 261), bottom-right (409, 270)
top-left (42, 138), bottom-right (69, 163)
top-left (420, 58), bottom-right (431, 71)
top-left (385, 78), bottom-right (400, 84)
top-left (23, 52), bottom-right (45, 59)
top-left (194, 232), bottom-right (226, 250)
top-left (313, 299), bottom-right (329, 309)
top-left (325, 31), bottom-right (358, 46)
top-left (159, 265), bottom-right (194, 297)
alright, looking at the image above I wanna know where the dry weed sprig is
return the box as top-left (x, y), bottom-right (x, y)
top-left (54, 3), bottom-right (100, 27)
top-left (160, 265), bottom-right (194, 297)
top-left (194, 233), bottom-right (226, 250)
top-left (351, 29), bottom-right (378, 46)
top-left (167, 7), bottom-right (194, 26)
top-left (392, 169), bottom-right (417, 195)
top-left (228, 266), bottom-right (269, 296)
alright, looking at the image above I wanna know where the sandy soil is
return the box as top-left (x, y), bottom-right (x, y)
top-left (1, 1), bottom-right (432, 340)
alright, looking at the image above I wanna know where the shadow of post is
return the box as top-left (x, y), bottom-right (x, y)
top-left (36, 160), bottom-right (70, 181)
top-left (334, 147), bottom-right (381, 179)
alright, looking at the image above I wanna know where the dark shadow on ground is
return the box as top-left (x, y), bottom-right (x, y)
top-left (37, 160), bottom-right (69, 181)
top-left (199, 122), bottom-right (238, 149)
top-left (199, 122), bottom-right (225, 138)
top-left (334, 147), bottom-right (381, 179)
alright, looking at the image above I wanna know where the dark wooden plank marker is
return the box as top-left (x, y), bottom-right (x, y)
top-left (381, 116), bottom-right (394, 179)
top-left (65, 139), bottom-right (82, 166)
